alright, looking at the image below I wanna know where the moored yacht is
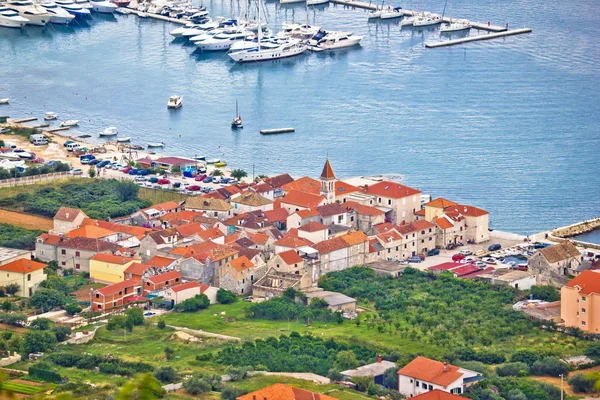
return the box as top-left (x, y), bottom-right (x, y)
top-left (110, 0), bottom-right (130, 7)
top-left (54, 0), bottom-right (90, 17)
top-left (60, 119), bottom-right (79, 127)
top-left (180, 21), bottom-right (220, 37)
top-left (308, 30), bottom-right (362, 51)
top-left (40, 1), bottom-right (75, 24)
top-left (167, 95), bottom-right (182, 109)
top-left (5, 0), bottom-right (51, 26)
top-left (440, 19), bottom-right (470, 33)
top-left (0, 6), bottom-right (29, 28)
top-left (99, 126), bottom-right (118, 137)
top-left (89, 0), bottom-right (116, 13)
top-left (380, 6), bottom-right (402, 19)
top-left (413, 13), bottom-right (442, 26)
top-left (229, 37), bottom-right (306, 62)
top-left (196, 29), bottom-right (250, 51)
top-left (306, 0), bottom-right (328, 5)
top-left (281, 22), bottom-right (320, 39)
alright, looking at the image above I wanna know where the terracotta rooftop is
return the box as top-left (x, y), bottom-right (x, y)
top-left (95, 278), bottom-right (137, 296)
top-left (82, 219), bottom-right (151, 237)
top-left (38, 233), bottom-right (62, 245)
top-left (364, 181), bottom-right (421, 199)
top-left (433, 216), bottom-right (455, 230)
top-left (397, 356), bottom-right (464, 387)
top-left (197, 227), bottom-right (224, 241)
top-left (124, 262), bottom-right (150, 276)
top-left (295, 209), bottom-right (320, 218)
top-left (317, 203), bottom-right (347, 218)
top-left (185, 197), bottom-right (233, 211)
top-left (229, 256), bottom-right (254, 271)
top-left (233, 247), bottom-right (261, 261)
top-left (146, 255), bottom-right (176, 268)
top-left (320, 159), bottom-right (335, 180)
top-left (564, 270), bottom-right (600, 295)
top-left (160, 210), bottom-right (205, 223)
top-left (425, 198), bottom-right (458, 209)
top-left (65, 225), bottom-right (116, 239)
top-left (171, 240), bottom-right (218, 257)
top-left (141, 201), bottom-right (181, 215)
top-left (282, 177), bottom-right (320, 195)
top-left (282, 190), bottom-right (325, 209)
top-left (539, 241), bottom-right (581, 264)
top-left (146, 270), bottom-right (182, 284)
top-left (412, 390), bottom-right (469, 400)
top-left (170, 281), bottom-right (208, 293)
top-left (278, 249), bottom-right (303, 265)
top-left (232, 192), bottom-right (273, 207)
top-left (414, 209), bottom-right (426, 217)
top-left (298, 221), bottom-right (328, 232)
top-left (445, 204), bottom-right (489, 217)
top-left (341, 231), bottom-right (368, 246)
top-left (274, 235), bottom-right (314, 249)
top-left (352, 204), bottom-right (385, 216)
top-left (335, 181), bottom-right (360, 196)
top-left (0, 259), bottom-right (47, 274)
top-left (265, 173), bottom-right (294, 189)
top-left (90, 253), bottom-right (137, 265)
top-left (175, 223), bottom-right (205, 238)
top-left (264, 208), bottom-right (289, 223)
top-left (314, 237), bottom-right (349, 254)
top-left (248, 232), bottom-right (269, 245)
top-left (54, 207), bottom-right (86, 222)
top-left (237, 384), bottom-right (337, 400)
top-left (58, 237), bottom-right (119, 252)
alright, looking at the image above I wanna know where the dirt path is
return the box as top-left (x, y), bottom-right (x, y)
top-left (0, 209), bottom-right (53, 231)
top-left (530, 366), bottom-right (600, 397)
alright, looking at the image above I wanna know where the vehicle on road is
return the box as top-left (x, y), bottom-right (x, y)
top-left (427, 249), bottom-right (440, 256)
top-left (195, 174), bottom-right (207, 182)
top-left (203, 176), bottom-right (213, 183)
top-left (69, 168), bottom-right (83, 175)
top-left (459, 250), bottom-right (473, 256)
top-left (148, 177), bottom-right (159, 183)
top-left (452, 253), bottom-right (465, 261)
top-left (157, 179), bottom-right (170, 185)
top-left (488, 244), bottom-right (502, 251)
top-left (407, 256), bottom-right (422, 263)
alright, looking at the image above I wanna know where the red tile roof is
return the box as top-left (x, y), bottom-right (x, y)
top-left (335, 181), bottom-right (360, 196)
top-left (449, 265), bottom-right (480, 277)
top-left (228, 256), bottom-right (254, 271)
top-left (428, 262), bottom-right (463, 271)
top-left (314, 237), bottom-right (349, 254)
top-left (425, 198), bottom-right (458, 209)
top-left (0, 259), bottom-right (47, 274)
top-left (342, 231), bottom-right (368, 246)
top-left (264, 208), bottom-right (289, 223)
top-left (283, 177), bottom-right (321, 195)
top-left (265, 173), bottom-right (294, 189)
top-left (54, 207), bottom-right (86, 222)
top-left (142, 201), bottom-right (181, 215)
top-left (169, 281), bottom-right (206, 293)
top-left (146, 255), bottom-right (176, 268)
top-left (565, 270), bottom-right (600, 295)
top-left (446, 204), bottom-right (489, 217)
top-left (397, 356), bottom-right (464, 387)
top-left (274, 235), bottom-right (314, 249)
top-left (320, 159), bottom-right (335, 180)
top-left (175, 223), bottom-right (205, 238)
top-left (90, 253), bottom-right (137, 265)
top-left (65, 225), bottom-right (115, 239)
top-left (317, 203), bottom-right (346, 218)
top-left (414, 209), bottom-right (426, 217)
top-left (124, 262), bottom-right (150, 276)
top-left (295, 209), bottom-right (320, 218)
top-left (232, 192), bottom-right (273, 207)
top-left (352, 204), bottom-right (385, 216)
top-left (237, 384), bottom-right (337, 400)
top-left (81, 219), bottom-right (151, 237)
top-left (298, 221), bottom-right (328, 232)
top-left (248, 232), bottom-right (269, 245)
top-left (39, 233), bottom-right (62, 245)
top-left (197, 227), bottom-right (224, 241)
top-left (433, 216), bottom-right (454, 230)
top-left (58, 237), bottom-right (120, 252)
top-left (95, 279), bottom-right (137, 296)
top-left (364, 181), bottom-right (421, 199)
top-left (412, 390), bottom-right (469, 400)
top-left (278, 250), bottom-right (303, 265)
top-left (147, 270), bottom-right (182, 284)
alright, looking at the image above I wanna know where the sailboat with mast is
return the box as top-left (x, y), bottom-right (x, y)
top-left (367, 0), bottom-right (383, 19)
top-left (400, 0), bottom-right (415, 25)
top-left (440, 0), bottom-right (470, 33)
top-left (231, 100), bottom-right (243, 129)
top-left (413, 0), bottom-right (442, 26)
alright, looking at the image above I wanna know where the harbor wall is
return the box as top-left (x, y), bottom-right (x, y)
top-left (548, 217), bottom-right (600, 251)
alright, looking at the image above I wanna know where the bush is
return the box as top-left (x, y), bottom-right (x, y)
top-left (217, 288), bottom-right (237, 304)
top-left (585, 341), bottom-right (600, 359)
top-left (64, 303), bottom-right (82, 316)
top-left (29, 289), bottom-right (66, 312)
top-left (496, 362), bottom-right (530, 377)
top-left (221, 385), bottom-right (247, 400)
top-left (328, 369), bottom-right (344, 382)
top-left (157, 319), bottom-right (166, 329)
top-left (125, 307), bottom-right (145, 325)
top-left (174, 294), bottom-right (210, 312)
top-left (30, 317), bottom-right (54, 330)
top-left (509, 350), bottom-right (545, 366)
top-left (29, 366), bottom-right (62, 383)
top-left (164, 346), bottom-right (174, 360)
top-left (568, 373), bottom-right (595, 393)
top-left (196, 353), bottom-right (212, 361)
top-left (183, 375), bottom-right (212, 395)
top-left (530, 285), bottom-right (560, 302)
top-left (153, 366), bottom-right (178, 383)
top-left (530, 356), bottom-right (569, 377)
top-left (23, 330), bottom-right (57, 354)
top-left (5, 283), bottom-right (20, 296)
top-left (0, 312), bottom-right (27, 326)
top-left (226, 365), bottom-right (250, 382)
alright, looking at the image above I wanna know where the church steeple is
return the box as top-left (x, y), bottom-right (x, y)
top-left (320, 158), bottom-right (336, 204)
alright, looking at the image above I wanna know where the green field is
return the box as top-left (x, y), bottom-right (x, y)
top-left (0, 381), bottom-right (52, 395)
top-left (139, 187), bottom-right (191, 205)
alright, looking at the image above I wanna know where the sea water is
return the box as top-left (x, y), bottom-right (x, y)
top-left (0, 0), bottom-right (599, 234)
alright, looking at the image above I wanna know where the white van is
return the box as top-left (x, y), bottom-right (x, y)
top-left (30, 134), bottom-right (48, 146)
top-left (65, 143), bottom-right (82, 152)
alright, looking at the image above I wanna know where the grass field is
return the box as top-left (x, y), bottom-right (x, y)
top-left (1, 380), bottom-right (51, 395)
top-left (139, 187), bottom-right (191, 205)
top-left (0, 178), bottom-right (86, 200)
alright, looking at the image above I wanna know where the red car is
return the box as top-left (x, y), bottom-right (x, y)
top-left (194, 174), bottom-right (207, 182)
top-left (452, 253), bottom-right (465, 261)
top-left (157, 179), bottom-right (170, 185)
top-left (188, 185), bottom-right (201, 191)
top-left (122, 167), bottom-right (131, 174)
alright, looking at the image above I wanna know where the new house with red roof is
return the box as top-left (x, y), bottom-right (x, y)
top-left (421, 198), bottom-right (490, 244)
top-left (143, 270), bottom-right (182, 295)
top-left (411, 390), bottom-right (470, 400)
top-left (237, 384), bottom-right (338, 400)
top-left (363, 181), bottom-right (422, 224)
top-left (91, 279), bottom-right (141, 312)
top-left (280, 190), bottom-right (327, 214)
top-left (267, 249), bottom-right (305, 275)
top-left (561, 270), bottom-right (600, 333)
top-left (218, 255), bottom-right (267, 295)
top-left (397, 356), bottom-right (482, 397)
top-left (0, 259), bottom-right (47, 298)
top-left (89, 253), bottom-right (140, 284)
top-left (164, 281), bottom-right (218, 305)
top-left (313, 231), bottom-right (369, 275)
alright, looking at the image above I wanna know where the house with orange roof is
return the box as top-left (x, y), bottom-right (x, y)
top-left (317, 203), bottom-right (349, 226)
top-left (132, 201), bottom-right (183, 228)
top-left (237, 383), bottom-right (338, 400)
top-left (263, 208), bottom-right (288, 230)
top-left (395, 220), bottom-right (438, 257)
top-left (267, 249), bottom-right (305, 275)
top-left (247, 232), bottom-right (273, 252)
top-left (123, 262), bottom-right (151, 284)
top-left (0, 259), bottom-right (47, 297)
top-left (274, 235), bottom-right (314, 255)
top-left (91, 278), bottom-right (141, 312)
top-left (175, 222), bottom-right (206, 240)
top-left (348, 203), bottom-right (386, 233)
top-left (143, 270), bottom-right (182, 295)
top-left (298, 221), bottom-right (329, 244)
top-left (334, 181), bottom-right (360, 202)
top-left (313, 231), bottom-right (369, 276)
top-left (81, 219), bottom-right (152, 243)
top-left (264, 174), bottom-right (295, 193)
top-left (561, 270), bottom-right (600, 333)
top-left (159, 210), bottom-right (205, 227)
top-left (177, 243), bottom-right (238, 285)
top-left (35, 233), bottom-right (64, 262)
top-left (431, 213), bottom-right (467, 249)
top-left (280, 190), bottom-right (326, 214)
top-left (164, 281), bottom-right (219, 305)
top-left (146, 255), bottom-right (177, 269)
top-left (423, 198), bottom-right (490, 244)
top-left (231, 192), bottom-right (274, 215)
top-left (397, 356), bottom-right (482, 397)
top-left (219, 255), bottom-right (266, 295)
top-left (363, 181), bottom-right (422, 224)
top-left (56, 237), bottom-right (120, 273)
top-left (411, 390), bottom-right (470, 400)
top-left (286, 209), bottom-right (321, 230)
top-left (282, 176), bottom-right (320, 195)
top-left (53, 207), bottom-right (88, 234)
top-left (373, 228), bottom-right (404, 260)
top-left (89, 253), bottom-right (140, 284)
top-left (249, 182), bottom-right (275, 200)
top-left (64, 225), bottom-right (117, 240)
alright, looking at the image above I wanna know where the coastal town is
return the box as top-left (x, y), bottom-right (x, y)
top-left (0, 137), bottom-right (599, 399)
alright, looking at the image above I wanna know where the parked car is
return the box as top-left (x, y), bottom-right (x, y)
top-left (97, 160), bottom-right (111, 168)
top-left (69, 168), bottom-right (83, 175)
top-left (488, 244), bottom-right (502, 251)
top-left (173, 182), bottom-right (181, 188)
top-left (136, 170), bottom-right (149, 176)
top-left (0, 128), bottom-right (11, 134)
top-left (427, 249), bottom-right (440, 256)
top-left (452, 253), bottom-right (465, 261)
top-left (148, 177), bottom-right (159, 183)
top-left (203, 176), bottom-right (213, 183)
top-left (195, 174), bottom-right (207, 182)
top-left (89, 159), bottom-right (101, 166)
top-left (63, 140), bottom-right (74, 147)
top-left (407, 256), bottom-right (422, 263)
top-left (459, 250), bottom-right (473, 256)
top-left (188, 185), bottom-right (201, 191)
top-left (134, 176), bottom-right (147, 182)
top-left (128, 169), bottom-right (139, 175)
top-left (157, 179), bottom-right (170, 185)
top-left (474, 261), bottom-right (486, 268)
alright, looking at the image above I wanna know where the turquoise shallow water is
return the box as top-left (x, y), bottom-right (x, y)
top-left (1, 0), bottom-right (599, 234)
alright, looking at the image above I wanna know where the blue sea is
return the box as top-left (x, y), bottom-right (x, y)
top-left (1, 0), bottom-right (599, 234)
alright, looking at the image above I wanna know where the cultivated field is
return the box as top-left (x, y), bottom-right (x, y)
top-left (0, 209), bottom-right (53, 231)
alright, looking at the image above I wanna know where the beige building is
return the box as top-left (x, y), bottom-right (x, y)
top-left (164, 281), bottom-right (217, 305)
top-left (0, 259), bottom-right (47, 298)
top-left (528, 241), bottom-right (581, 286)
top-left (218, 256), bottom-right (267, 295)
top-left (561, 270), bottom-right (600, 334)
top-left (423, 198), bottom-right (490, 244)
top-left (52, 207), bottom-right (88, 234)
top-left (286, 209), bottom-right (321, 229)
top-left (231, 192), bottom-right (274, 215)
top-left (56, 237), bottom-right (120, 273)
top-left (268, 249), bottom-right (305, 275)
top-left (297, 221), bottom-right (329, 244)
top-left (0, 247), bottom-right (30, 266)
top-left (185, 197), bottom-right (233, 220)
top-left (89, 253), bottom-right (140, 284)
top-left (364, 181), bottom-right (422, 224)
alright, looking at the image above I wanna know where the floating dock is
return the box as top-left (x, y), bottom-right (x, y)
top-left (32, 123), bottom-right (50, 129)
top-left (260, 128), bottom-right (295, 135)
top-left (10, 117), bottom-right (37, 123)
top-left (127, 1), bottom-right (188, 25)
top-left (425, 28), bottom-right (532, 48)
top-left (47, 127), bottom-right (71, 133)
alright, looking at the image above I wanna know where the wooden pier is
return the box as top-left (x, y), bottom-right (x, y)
top-left (10, 117), bottom-right (37, 123)
top-left (425, 28), bottom-right (532, 48)
top-left (32, 123), bottom-right (50, 129)
top-left (47, 127), bottom-right (71, 133)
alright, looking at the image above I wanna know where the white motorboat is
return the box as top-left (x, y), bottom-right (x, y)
top-left (228, 35), bottom-right (281, 53)
top-left (380, 6), bottom-right (402, 19)
top-left (0, 98), bottom-right (9, 104)
top-left (280, 0), bottom-right (305, 4)
top-left (99, 126), bottom-right (118, 137)
top-left (0, 6), bottom-right (29, 27)
top-left (60, 119), bottom-right (79, 127)
top-left (367, 0), bottom-right (383, 19)
top-left (5, 0), bottom-right (51, 26)
top-left (191, 28), bottom-right (223, 44)
top-left (44, 112), bottom-right (58, 121)
top-left (40, 1), bottom-right (75, 24)
top-left (229, 38), bottom-right (306, 62)
top-left (206, 158), bottom-right (220, 164)
top-left (280, 22), bottom-right (320, 39)
top-left (147, 142), bottom-right (165, 148)
top-left (74, 0), bottom-right (92, 9)
top-left (116, 137), bottom-right (131, 142)
top-left (54, 0), bottom-right (90, 17)
top-left (308, 30), bottom-right (362, 51)
top-left (114, 7), bottom-right (130, 14)
top-left (138, 11), bottom-right (148, 17)
top-left (306, 0), bottom-right (328, 5)
top-left (167, 95), bottom-right (182, 109)
top-left (197, 30), bottom-right (251, 51)
top-left (179, 22), bottom-right (220, 38)
top-left (89, 0), bottom-right (116, 13)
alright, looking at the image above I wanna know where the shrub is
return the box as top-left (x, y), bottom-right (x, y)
top-left (29, 289), bottom-right (66, 312)
top-left (29, 366), bottom-right (62, 383)
top-left (157, 319), bottom-right (166, 329)
top-left (0, 312), bottom-right (27, 326)
top-left (64, 303), bottom-right (82, 316)
top-left (328, 369), bottom-right (343, 382)
top-left (153, 366), bottom-right (178, 383)
top-left (52, 326), bottom-right (72, 342)
top-left (496, 362), bottom-right (530, 377)
top-left (30, 318), bottom-right (54, 330)
top-left (183, 375), bottom-right (212, 395)
top-left (164, 346), bottom-right (174, 360)
top-left (226, 365), bottom-right (250, 382)
top-left (530, 356), bottom-right (569, 377)
top-left (585, 341), bottom-right (600, 359)
top-left (125, 307), bottom-right (145, 326)
top-left (568, 373), bottom-right (595, 393)
top-left (509, 350), bottom-right (544, 366)
top-left (530, 285), bottom-right (560, 302)
top-left (221, 385), bottom-right (246, 400)
top-left (196, 353), bottom-right (212, 361)
top-left (217, 288), bottom-right (237, 304)
top-left (23, 330), bottom-right (57, 354)
top-left (351, 375), bottom-right (373, 392)
top-left (174, 294), bottom-right (210, 312)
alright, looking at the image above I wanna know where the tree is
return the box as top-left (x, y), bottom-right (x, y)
top-left (506, 389), bottom-right (528, 400)
top-left (126, 307), bottom-right (145, 326)
top-left (183, 374), bottom-right (211, 395)
top-left (54, 162), bottom-right (70, 172)
top-left (88, 166), bottom-right (96, 178)
top-left (530, 285), bottom-right (560, 302)
top-left (174, 294), bottom-right (210, 312)
top-left (334, 350), bottom-right (359, 371)
top-left (30, 318), bottom-right (54, 331)
top-left (350, 376), bottom-right (372, 392)
top-left (41, 276), bottom-right (70, 295)
top-left (153, 366), bottom-right (177, 383)
top-left (226, 366), bottom-right (250, 382)
top-left (5, 283), bottom-right (20, 296)
top-left (114, 180), bottom-right (139, 202)
top-left (568, 373), bottom-right (595, 393)
top-left (64, 303), bottom-right (82, 316)
top-left (221, 385), bottom-right (246, 400)
top-left (157, 320), bottom-right (166, 329)
top-left (211, 169), bottom-right (224, 177)
top-left (327, 369), bottom-right (343, 382)
top-left (117, 373), bottom-right (165, 400)
top-left (383, 367), bottom-right (399, 390)
top-left (30, 289), bottom-right (65, 312)
top-left (230, 169), bottom-right (247, 181)
top-left (171, 165), bottom-right (182, 174)
top-left (53, 326), bottom-right (72, 342)
top-left (23, 330), bottom-right (57, 355)
top-left (217, 288), bottom-right (237, 304)
top-left (164, 346), bottom-right (174, 360)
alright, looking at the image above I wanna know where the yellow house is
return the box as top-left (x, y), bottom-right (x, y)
top-left (0, 259), bottom-right (47, 298)
top-left (90, 253), bottom-right (139, 284)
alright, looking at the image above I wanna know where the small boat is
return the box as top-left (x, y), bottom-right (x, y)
top-left (380, 6), bottom-right (402, 19)
top-left (306, 0), bottom-right (328, 4)
top-left (214, 161), bottom-right (227, 167)
top-left (117, 137), bottom-right (131, 142)
top-left (89, 0), bottom-right (117, 13)
top-left (147, 142), bottom-right (165, 148)
top-left (78, 134), bottom-right (91, 138)
top-left (0, 99), bottom-right (9, 105)
top-left (114, 7), bottom-right (130, 14)
top-left (206, 158), bottom-right (220, 164)
top-left (60, 119), bottom-right (79, 127)
top-left (167, 95), bottom-right (183, 109)
top-left (367, 0), bottom-right (383, 19)
top-left (401, 16), bottom-right (414, 26)
top-left (439, 0), bottom-right (470, 33)
top-left (308, 30), bottom-right (362, 51)
top-left (231, 100), bottom-right (243, 129)
top-left (44, 112), bottom-right (58, 121)
top-left (111, 0), bottom-right (130, 6)
top-left (413, 14), bottom-right (443, 27)
top-left (99, 126), bottom-right (118, 137)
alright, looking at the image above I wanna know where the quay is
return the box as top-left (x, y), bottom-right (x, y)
top-left (10, 117), bottom-right (37, 124)
top-left (425, 28), bottom-right (533, 48)
top-left (127, 1), bottom-right (187, 25)
top-left (32, 123), bottom-right (50, 129)
top-left (47, 127), bottom-right (71, 133)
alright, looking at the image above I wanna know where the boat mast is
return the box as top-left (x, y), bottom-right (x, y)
top-left (236, 100), bottom-right (239, 117)
top-left (257, 0), bottom-right (262, 49)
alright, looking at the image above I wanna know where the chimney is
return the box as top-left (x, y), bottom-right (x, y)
top-left (242, 261), bottom-right (246, 268)
top-left (377, 354), bottom-right (382, 363)
top-left (66, 213), bottom-right (70, 219)
top-left (253, 396), bottom-right (256, 400)
top-left (443, 362), bottom-right (448, 372)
